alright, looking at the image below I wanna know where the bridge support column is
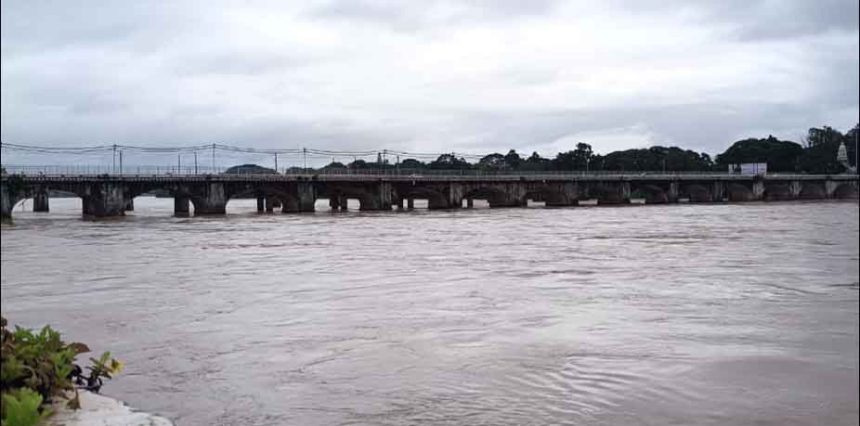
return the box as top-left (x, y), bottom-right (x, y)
top-left (361, 182), bottom-right (393, 211)
top-left (667, 182), bottom-right (679, 203)
top-left (174, 197), bottom-right (190, 217)
top-left (789, 180), bottom-right (802, 199)
top-left (446, 184), bottom-right (463, 209)
top-left (407, 198), bottom-right (414, 209)
top-left (825, 180), bottom-right (841, 198)
top-left (1, 183), bottom-right (16, 222)
top-left (396, 198), bottom-right (404, 210)
top-left (545, 181), bottom-right (578, 207)
top-left (33, 188), bottom-right (49, 212)
top-left (81, 183), bottom-right (126, 218)
top-left (329, 196), bottom-right (341, 211)
top-left (296, 182), bottom-right (317, 212)
top-left (265, 197), bottom-right (275, 213)
top-left (713, 182), bottom-right (726, 201)
top-left (124, 197), bottom-right (134, 212)
top-left (621, 182), bottom-right (632, 202)
top-left (194, 183), bottom-right (227, 215)
top-left (466, 198), bottom-right (473, 208)
top-left (338, 195), bottom-right (348, 211)
top-left (596, 182), bottom-right (630, 205)
top-left (256, 197), bottom-right (265, 213)
top-left (752, 179), bottom-right (766, 201)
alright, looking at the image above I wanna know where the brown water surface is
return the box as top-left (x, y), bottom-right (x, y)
top-left (2, 198), bottom-right (858, 425)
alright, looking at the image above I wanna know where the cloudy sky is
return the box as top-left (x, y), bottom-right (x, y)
top-left (1, 0), bottom-right (858, 164)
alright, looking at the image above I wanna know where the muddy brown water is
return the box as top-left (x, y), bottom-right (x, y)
top-left (2, 198), bottom-right (858, 425)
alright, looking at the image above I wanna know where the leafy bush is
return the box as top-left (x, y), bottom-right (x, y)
top-left (0, 316), bottom-right (122, 425)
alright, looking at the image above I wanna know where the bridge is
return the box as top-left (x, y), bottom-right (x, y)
top-left (1, 170), bottom-right (858, 220)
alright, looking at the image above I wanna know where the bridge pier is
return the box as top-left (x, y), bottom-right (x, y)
top-left (296, 182), bottom-right (316, 212)
top-left (124, 197), bottom-right (134, 212)
top-left (789, 180), bottom-right (803, 199)
top-left (713, 182), bottom-right (726, 201)
top-left (265, 197), bottom-right (275, 213)
top-left (193, 183), bottom-right (227, 215)
top-left (256, 197), bottom-right (265, 213)
top-left (33, 188), bottom-right (49, 212)
top-left (407, 198), bottom-right (414, 209)
top-left (667, 182), bottom-right (679, 203)
top-left (81, 183), bottom-right (126, 218)
top-left (396, 198), bottom-right (404, 210)
top-left (174, 197), bottom-right (190, 217)
top-left (360, 182), bottom-right (392, 211)
top-left (466, 198), bottom-right (473, 208)
top-left (329, 196), bottom-right (341, 211)
top-left (752, 180), bottom-right (766, 201)
top-left (1, 183), bottom-right (15, 221)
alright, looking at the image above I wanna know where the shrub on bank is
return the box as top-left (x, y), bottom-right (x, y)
top-left (0, 316), bottom-right (122, 426)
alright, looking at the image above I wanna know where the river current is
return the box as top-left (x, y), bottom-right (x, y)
top-left (1, 198), bottom-right (858, 425)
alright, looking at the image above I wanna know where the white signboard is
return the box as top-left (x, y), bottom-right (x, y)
top-left (728, 163), bottom-right (767, 175)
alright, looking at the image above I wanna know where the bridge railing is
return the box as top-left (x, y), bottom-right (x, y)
top-left (1, 164), bottom-right (857, 180)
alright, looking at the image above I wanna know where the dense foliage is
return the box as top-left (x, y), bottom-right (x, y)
top-left (714, 136), bottom-right (805, 172)
top-left (312, 123), bottom-right (858, 173)
top-left (1, 316), bottom-right (122, 426)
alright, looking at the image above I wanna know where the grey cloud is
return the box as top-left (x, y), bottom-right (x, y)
top-left (1, 0), bottom-right (858, 164)
top-left (308, 0), bottom-right (558, 31)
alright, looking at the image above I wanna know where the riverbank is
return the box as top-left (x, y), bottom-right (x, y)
top-left (48, 391), bottom-right (172, 426)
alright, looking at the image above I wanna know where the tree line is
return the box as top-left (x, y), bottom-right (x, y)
top-left (313, 124), bottom-right (858, 174)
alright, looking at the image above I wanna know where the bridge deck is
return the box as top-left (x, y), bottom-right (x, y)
top-left (3, 172), bottom-right (857, 183)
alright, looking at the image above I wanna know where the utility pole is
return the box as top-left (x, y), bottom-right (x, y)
top-left (119, 150), bottom-right (123, 174)
top-left (274, 153), bottom-right (279, 172)
top-left (194, 151), bottom-right (198, 175)
top-left (211, 143), bottom-right (216, 172)
top-left (303, 147), bottom-right (307, 171)
top-left (112, 144), bottom-right (117, 173)
top-left (177, 153), bottom-right (181, 173)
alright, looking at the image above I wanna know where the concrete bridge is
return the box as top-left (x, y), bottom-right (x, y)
top-left (1, 172), bottom-right (858, 220)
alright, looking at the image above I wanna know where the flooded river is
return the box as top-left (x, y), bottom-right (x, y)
top-left (1, 198), bottom-right (858, 425)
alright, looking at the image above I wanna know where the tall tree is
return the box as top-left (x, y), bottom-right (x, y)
top-left (715, 136), bottom-right (804, 172)
top-left (503, 150), bottom-right (522, 170)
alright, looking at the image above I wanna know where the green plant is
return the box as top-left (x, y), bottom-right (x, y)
top-left (1, 389), bottom-right (50, 426)
top-left (1, 316), bottom-right (121, 425)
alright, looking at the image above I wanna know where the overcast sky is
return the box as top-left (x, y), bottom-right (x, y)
top-left (2, 0), bottom-right (858, 162)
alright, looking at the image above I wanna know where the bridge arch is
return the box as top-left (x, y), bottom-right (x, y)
top-left (229, 186), bottom-right (300, 213)
top-left (396, 186), bottom-right (449, 209)
top-left (798, 183), bottom-right (826, 199)
top-left (522, 185), bottom-right (574, 207)
top-left (726, 183), bottom-right (754, 202)
top-left (832, 182), bottom-right (859, 199)
top-left (681, 184), bottom-right (712, 202)
top-left (463, 186), bottom-right (521, 208)
top-left (630, 184), bottom-right (668, 204)
top-left (763, 183), bottom-right (793, 201)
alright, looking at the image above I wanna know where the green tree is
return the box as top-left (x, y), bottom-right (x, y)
top-left (715, 136), bottom-right (804, 172)
top-left (478, 153), bottom-right (506, 171)
top-left (399, 159), bottom-right (426, 169)
top-left (520, 152), bottom-right (552, 171)
top-left (503, 150), bottom-right (522, 170)
top-left (428, 154), bottom-right (472, 170)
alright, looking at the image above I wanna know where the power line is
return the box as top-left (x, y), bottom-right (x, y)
top-left (0, 141), bottom-right (489, 161)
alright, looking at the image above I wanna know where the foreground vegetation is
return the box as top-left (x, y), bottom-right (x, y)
top-left (0, 316), bottom-right (122, 426)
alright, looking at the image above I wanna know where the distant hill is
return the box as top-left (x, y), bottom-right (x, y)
top-left (223, 164), bottom-right (277, 174)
